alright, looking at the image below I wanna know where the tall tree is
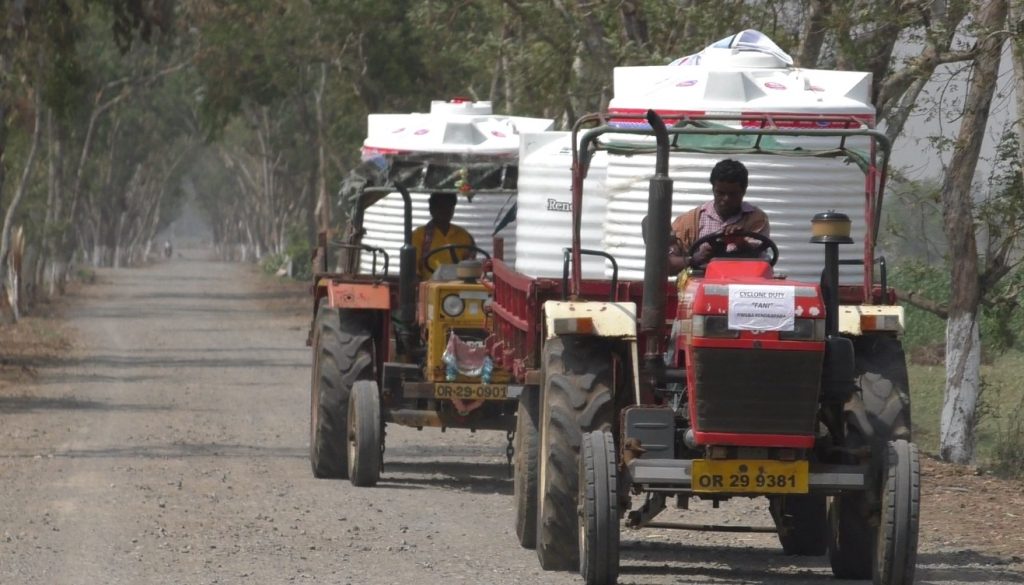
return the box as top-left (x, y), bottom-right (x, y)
top-left (935, 0), bottom-right (1009, 463)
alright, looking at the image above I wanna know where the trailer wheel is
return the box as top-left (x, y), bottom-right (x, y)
top-left (513, 387), bottom-right (540, 549)
top-left (770, 495), bottom-right (827, 556)
top-left (828, 492), bottom-right (874, 579)
top-left (855, 335), bottom-right (912, 442)
top-left (874, 440), bottom-right (920, 585)
top-left (347, 380), bottom-right (382, 487)
top-left (536, 337), bottom-right (616, 571)
top-left (309, 307), bottom-right (374, 478)
top-left (579, 430), bottom-right (619, 585)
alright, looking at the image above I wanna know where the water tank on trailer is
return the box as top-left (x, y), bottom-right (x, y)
top-left (513, 132), bottom-right (609, 278)
top-left (357, 99), bottom-right (552, 275)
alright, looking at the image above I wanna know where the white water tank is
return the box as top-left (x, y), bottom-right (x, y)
top-left (514, 133), bottom-right (609, 278)
top-left (515, 33), bottom-right (878, 285)
top-left (603, 153), bottom-right (866, 284)
top-left (357, 100), bottom-right (552, 275)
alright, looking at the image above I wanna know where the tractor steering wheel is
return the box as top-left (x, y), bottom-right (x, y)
top-left (423, 244), bottom-right (491, 272)
top-left (687, 230), bottom-right (779, 268)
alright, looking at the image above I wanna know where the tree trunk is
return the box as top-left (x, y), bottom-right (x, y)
top-left (1010, 0), bottom-right (1024, 181)
top-left (313, 64), bottom-right (329, 234)
top-left (937, 0), bottom-right (1008, 464)
top-left (794, 0), bottom-right (830, 67)
top-left (0, 94), bottom-right (42, 322)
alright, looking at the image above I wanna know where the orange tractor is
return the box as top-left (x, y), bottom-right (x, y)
top-left (496, 111), bottom-right (917, 585)
top-left (307, 154), bottom-right (521, 487)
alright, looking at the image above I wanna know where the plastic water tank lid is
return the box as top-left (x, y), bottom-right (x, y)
top-left (431, 100), bottom-right (493, 116)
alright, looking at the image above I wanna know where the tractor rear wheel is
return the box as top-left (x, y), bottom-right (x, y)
top-left (828, 492), bottom-right (874, 579)
top-left (347, 380), bottom-right (382, 487)
top-left (579, 430), bottom-right (619, 585)
top-left (536, 337), bottom-right (616, 571)
top-left (513, 387), bottom-right (540, 549)
top-left (309, 307), bottom-right (374, 478)
top-left (770, 495), bottom-right (827, 556)
top-left (855, 335), bottom-right (912, 442)
top-left (873, 440), bottom-right (920, 585)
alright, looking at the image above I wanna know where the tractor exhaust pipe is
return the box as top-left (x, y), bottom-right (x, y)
top-left (640, 110), bottom-right (672, 383)
top-left (810, 211), bottom-right (853, 336)
top-left (396, 184), bottom-right (417, 329)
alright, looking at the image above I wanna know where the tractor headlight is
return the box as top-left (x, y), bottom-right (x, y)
top-left (441, 294), bottom-right (465, 317)
top-left (779, 318), bottom-right (826, 341)
top-left (692, 315), bottom-right (739, 338)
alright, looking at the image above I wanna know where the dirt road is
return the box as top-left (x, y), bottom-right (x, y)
top-left (2, 252), bottom-right (1021, 584)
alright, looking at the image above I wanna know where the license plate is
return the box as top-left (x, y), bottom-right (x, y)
top-left (434, 384), bottom-right (508, 400)
top-left (691, 459), bottom-right (809, 494)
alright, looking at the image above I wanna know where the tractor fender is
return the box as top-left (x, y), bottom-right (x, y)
top-left (321, 280), bottom-right (391, 310)
top-left (543, 300), bottom-right (640, 405)
top-left (838, 305), bottom-right (904, 336)
top-left (542, 300), bottom-right (637, 340)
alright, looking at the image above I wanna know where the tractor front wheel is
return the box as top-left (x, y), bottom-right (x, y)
top-left (536, 337), bottom-right (616, 571)
top-left (347, 380), bottom-right (382, 487)
top-left (873, 439), bottom-right (920, 585)
top-left (827, 492), bottom-right (874, 579)
top-left (579, 430), bottom-right (619, 585)
top-left (770, 495), bottom-right (827, 556)
top-left (513, 387), bottom-right (539, 549)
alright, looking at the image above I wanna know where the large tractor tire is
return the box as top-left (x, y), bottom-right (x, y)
top-left (769, 495), bottom-right (828, 556)
top-left (855, 335), bottom-right (912, 442)
top-left (347, 380), bottom-right (383, 487)
top-left (513, 387), bottom-right (540, 549)
top-left (536, 337), bottom-right (616, 572)
top-left (828, 492), bottom-right (874, 579)
top-left (309, 307), bottom-right (374, 478)
top-left (873, 440), bottom-right (920, 585)
top-left (579, 430), bottom-right (619, 585)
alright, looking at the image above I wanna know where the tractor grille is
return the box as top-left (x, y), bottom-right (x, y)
top-left (692, 347), bottom-right (823, 436)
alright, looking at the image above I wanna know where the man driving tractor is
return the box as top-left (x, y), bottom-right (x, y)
top-left (412, 191), bottom-right (477, 279)
top-left (662, 159), bottom-right (770, 273)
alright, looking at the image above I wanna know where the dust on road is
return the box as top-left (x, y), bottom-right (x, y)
top-left (1, 251), bottom-right (1021, 584)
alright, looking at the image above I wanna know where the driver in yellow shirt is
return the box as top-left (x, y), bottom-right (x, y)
top-left (412, 192), bottom-right (476, 279)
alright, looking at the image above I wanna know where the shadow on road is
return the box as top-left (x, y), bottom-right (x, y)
top-left (377, 459), bottom-right (513, 495)
top-left (917, 551), bottom-right (1024, 583)
top-left (0, 395), bottom-right (173, 413)
top-left (34, 442), bottom-right (306, 460)
top-left (612, 540), bottom-right (1024, 585)
top-left (616, 540), bottom-right (852, 584)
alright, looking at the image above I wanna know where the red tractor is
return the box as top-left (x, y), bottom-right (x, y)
top-left (497, 111), bottom-right (916, 585)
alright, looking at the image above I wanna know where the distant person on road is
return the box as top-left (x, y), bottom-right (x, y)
top-left (412, 192), bottom-right (476, 279)
top-left (645, 159), bottom-right (770, 274)
top-left (163, 240), bottom-right (173, 259)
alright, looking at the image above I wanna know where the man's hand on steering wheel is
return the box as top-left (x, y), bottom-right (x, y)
top-left (422, 244), bottom-right (491, 272)
top-left (687, 230), bottom-right (778, 268)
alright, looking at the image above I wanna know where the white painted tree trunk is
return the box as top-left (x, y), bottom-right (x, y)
top-left (939, 311), bottom-right (982, 463)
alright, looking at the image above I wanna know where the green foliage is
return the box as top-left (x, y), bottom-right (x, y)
top-left (891, 259), bottom-right (1024, 354)
top-left (259, 252), bottom-right (288, 276)
top-left (284, 222), bottom-right (312, 281)
top-left (257, 223), bottom-right (312, 281)
top-left (888, 260), bottom-right (948, 350)
top-left (991, 394), bottom-right (1024, 478)
top-left (910, 350), bottom-right (1024, 463)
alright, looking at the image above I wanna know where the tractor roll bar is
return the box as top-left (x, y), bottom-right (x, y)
top-left (561, 248), bottom-right (619, 301)
top-left (567, 111), bottom-right (893, 304)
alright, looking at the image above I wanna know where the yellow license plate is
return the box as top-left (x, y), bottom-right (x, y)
top-left (434, 384), bottom-right (508, 400)
top-left (691, 459), bottom-right (809, 494)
